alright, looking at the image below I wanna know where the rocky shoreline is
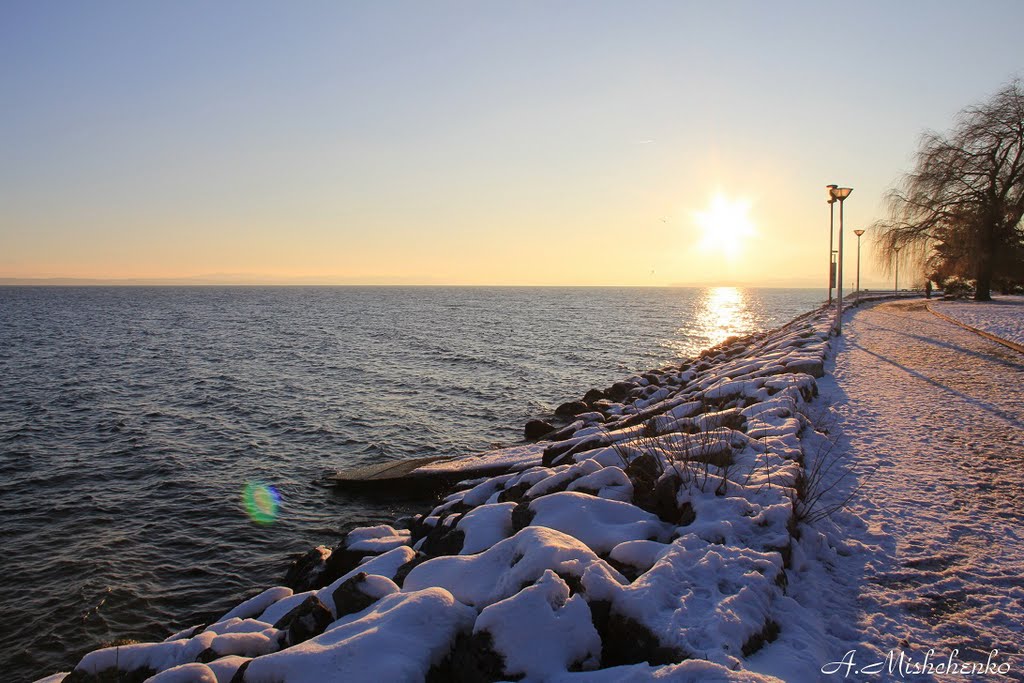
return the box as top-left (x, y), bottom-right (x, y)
top-left (44, 304), bottom-right (837, 683)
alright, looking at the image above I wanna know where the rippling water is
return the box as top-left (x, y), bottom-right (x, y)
top-left (0, 286), bottom-right (822, 680)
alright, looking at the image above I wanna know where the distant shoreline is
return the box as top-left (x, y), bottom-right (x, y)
top-left (0, 280), bottom-right (828, 289)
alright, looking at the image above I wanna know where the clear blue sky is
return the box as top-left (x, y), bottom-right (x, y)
top-left (2, 1), bottom-right (1022, 286)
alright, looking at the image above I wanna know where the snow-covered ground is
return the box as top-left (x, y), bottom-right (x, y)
top-left (45, 299), bottom-right (1024, 682)
top-left (818, 299), bottom-right (1024, 681)
top-left (932, 295), bottom-right (1024, 347)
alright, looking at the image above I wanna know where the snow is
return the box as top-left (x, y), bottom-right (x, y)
top-left (403, 526), bottom-right (625, 608)
top-left (73, 635), bottom-right (215, 678)
top-left (528, 491), bottom-right (673, 554)
top-left (145, 662), bottom-right (218, 682)
top-left (931, 294), bottom-right (1024, 346)
top-left (241, 588), bottom-right (476, 683)
top-left (552, 659), bottom-right (785, 682)
top-left (344, 525), bottom-right (411, 553)
top-left (475, 570), bottom-right (601, 679)
top-left (524, 459), bottom-right (603, 499)
top-left (565, 465), bottom-right (633, 502)
top-left (206, 655), bottom-right (250, 683)
top-left (257, 590), bottom-right (314, 626)
top-left (456, 501), bottom-right (517, 554)
top-left (608, 535), bottom-right (784, 668)
top-left (805, 299), bottom-right (1024, 677)
top-left (412, 442), bottom-right (545, 474)
top-left (215, 586), bottom-right (292, 623)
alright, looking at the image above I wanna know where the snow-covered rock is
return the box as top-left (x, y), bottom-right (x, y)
top-left (241, 588), bottom-right (475, 683)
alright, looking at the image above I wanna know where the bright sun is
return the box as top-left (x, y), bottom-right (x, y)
top-left (694, 194), bottom-right (756, 260)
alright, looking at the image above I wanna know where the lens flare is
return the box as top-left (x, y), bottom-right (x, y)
top-left (243, 482), bottom-right (280, 525)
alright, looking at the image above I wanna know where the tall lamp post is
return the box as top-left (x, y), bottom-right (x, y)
top-left (831, 186), bottom-right (853, 334)
top-left (893, 246), bottom-right (901, 295)
top-left (854, 229), bottom-right (865, 304)
top-left (827, 184), bottom-right (838, 303)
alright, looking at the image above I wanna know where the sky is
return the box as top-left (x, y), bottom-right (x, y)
top-left (2, 1), bottom-right (1023, 287)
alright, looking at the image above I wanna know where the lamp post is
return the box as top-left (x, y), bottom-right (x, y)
top-left (854, 229), bottom-right (865, 304)
top-left (830, 186), bottom-right (853, 334)
top-left (827, 184), bottom-right (837, 303)
top-left (894, 246), bottom-right (901, 295)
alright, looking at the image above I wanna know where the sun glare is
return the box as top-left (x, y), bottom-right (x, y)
top-left (694, 194), bottom-right (756, 260)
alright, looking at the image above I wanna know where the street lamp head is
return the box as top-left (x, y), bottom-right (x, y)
top-left (832, 187), bottom-right (853, 201)
top-left (826, 184), bottom-right (838, 204)
top-left (854, 229), bottom-right (865, 237)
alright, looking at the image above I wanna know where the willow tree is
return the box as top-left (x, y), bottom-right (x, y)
top-left (873, 80), bottom-right (1024, 300)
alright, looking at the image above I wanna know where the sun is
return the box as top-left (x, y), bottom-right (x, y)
top-left (694, 193), bottom-right (756, 260)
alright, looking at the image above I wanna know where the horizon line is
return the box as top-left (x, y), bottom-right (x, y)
top-left (0, 277), bottom-right (829, 289)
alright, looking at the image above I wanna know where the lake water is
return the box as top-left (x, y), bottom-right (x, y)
top-left (0, 286), bottom-right (824, 679)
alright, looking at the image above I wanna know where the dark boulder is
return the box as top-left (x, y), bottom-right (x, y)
top-left (274, 594), bottom-right (334, 646)
top-left (582, 388), bottom-right (607, 404)
top-left (786, 359), bottom-right (824, 378)
top-left (524, 419), bottom-right (555, 441)
top-left (641, 373), bottom-right (662, 387)
top-left (330, 572), bottom-right (381, 620)
top-left (497, 481), bottom-right (531, 504)
top-left (599, 606), bottom-right (687, 667)
top-left (606, 382), bottom-right (636, 402)
top-left (429, 630), bottom-right (508, 683)
top-left (510, 502), bottom-right (535, 532)
top-left (555, 401), bottom-right (589, 417)
top-left (283, 545), bottom-right (332, 591)
top-left (229, 660), bottom-right (251, 683)
top-left (418, 520), bottom-right (465, 557)
top-left (393, 552), bottom-right (431, 588)
top-left (319, 544), bottom-right (374, 589)
top-left (741, 620), bottom-right (780, 657)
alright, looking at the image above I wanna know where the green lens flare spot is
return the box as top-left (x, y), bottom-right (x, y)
top-left (243, 482), bottom-right (280, 525)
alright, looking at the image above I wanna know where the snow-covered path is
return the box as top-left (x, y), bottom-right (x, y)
top-left (825, 299), bottom-right (1024, 679)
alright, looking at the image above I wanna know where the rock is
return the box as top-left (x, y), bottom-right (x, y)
top-left (653, 475), bottom-right (689, 525)
top-left (510, 501), bottom-right (535, 532)
top-left (524, 419), bottom-right (555, 441)
top-left (587, 601), bottom-right (686, 667)
top-left (785, 359), bottom-right (824, 378)
top-left (418, 520), bottom-right (465, 556)
top-left (542, 436), bottom-right (608, 468)
top-left (542, 442), bottom-right (573, 467)
top-left (274, 594), bottom-right (334, 646)
top-left (496, 481), bottom-right (531, 504)
top-left (555, 400), bottom-right (589, 417)
top-left (229, 660), bottom-right (251, 683)
top-left (741, 620), bottom-right (780, 657)
top-left (282, 545), bottom-right (331, 591)
top-left (392, 552), bottom-right (431, 588)
top-left (641, 373), bottom-right (662, 386)
top-left (319, 544), bottom-right (373, 589)
top-left (582, 388), bottom-right (607, 404)
top-left (626, 453), bottom-right (662, 514)
top-left (606, 381), bottom-right (636, 402)
top-left (431, 630), bottom-right (507, 683)
top-left (330, 572), bottom-right (380, 620)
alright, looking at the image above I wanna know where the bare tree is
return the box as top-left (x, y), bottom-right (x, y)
top-left (873, 80), bottom-right (1024, 300)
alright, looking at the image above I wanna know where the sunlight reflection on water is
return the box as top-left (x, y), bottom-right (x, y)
top-left (664, 287), bottom-right (755, 356)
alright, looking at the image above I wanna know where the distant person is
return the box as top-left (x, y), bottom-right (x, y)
top-left (925, 280), bottom-right (933, 299)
